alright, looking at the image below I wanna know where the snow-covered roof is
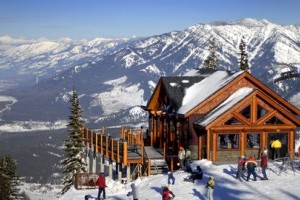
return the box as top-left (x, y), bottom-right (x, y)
top-left (178, 70), bottom-right (244, 115)
top-left (195, 87), bottom-right (254, 127)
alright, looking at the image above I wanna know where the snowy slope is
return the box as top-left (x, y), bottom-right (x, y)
top-left (21, 159), bottom-right (300, 200)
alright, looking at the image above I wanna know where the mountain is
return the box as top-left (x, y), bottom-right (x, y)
top-left (0, 18), bottom-right (300, 129)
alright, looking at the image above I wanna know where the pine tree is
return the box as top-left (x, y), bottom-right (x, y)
top-left (0, 155), bottom-right (24, 200)
top-left (61, 89), bottom-right (87, 194)
top-left (239, 36), bottom-right (249, 71)
top-left (203, 37), bottom-right (218, 70)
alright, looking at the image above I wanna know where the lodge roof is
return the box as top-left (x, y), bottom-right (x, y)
top-left (194, 87), bottom-right (255, 128)
top-left (161, 76), bottom-right (205, 111)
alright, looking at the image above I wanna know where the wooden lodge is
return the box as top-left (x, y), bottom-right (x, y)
top-left (80, 70), bottom-right (300, 186)
top-left (146, 70), bottom-right (300, 164)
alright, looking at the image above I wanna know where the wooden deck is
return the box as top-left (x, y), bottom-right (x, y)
top-left (144, 146), bottom-right (164, 159)
top-left (82, 127), bottom-right (144, 166)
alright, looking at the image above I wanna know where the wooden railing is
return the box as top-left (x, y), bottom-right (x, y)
top-left (82, 127), bottom-right (144, 166)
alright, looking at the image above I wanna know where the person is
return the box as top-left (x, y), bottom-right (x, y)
top-left (271, 138), bottom-right (282, 159)
top-left (245, 156), bottom-right (258, 181)
top-left (178, 146), bottom-right (185, 170)
top-left (184, 165), bottom-right (203, 183)
top-left (127, 183), bottom-right (139, 200)
top-left (260, 150), bottom-right (269, 180)
top-left (162, 185), bottom-right (175, 200)
top-left (96, 172), bottom-right (106, 200)
top-left (185, 148), bottom-right (192, 172)
top-left (167, 171), bottom-right (175, 185)
top-left (206, 176), bottom-right (214, 200)
top-left (236, 155), bottom-right (245, 181)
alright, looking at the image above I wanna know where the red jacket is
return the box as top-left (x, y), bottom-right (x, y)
top-left (260, 154), bottom-right (268, 168)
top-left (96, 175), bottom-right (106, 188)
top-left (162, 189), bottom-right (174, 200)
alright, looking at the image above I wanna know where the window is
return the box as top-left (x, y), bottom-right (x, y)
top-left (224, 117), bottom-right (243, 125)
top-left (246, 133), bottom-right (260, 149)
top-left (264, 116), bottom-right (283, 125)
top-left (257, 105), bottom-right (267, 119)
top-left (240, 105), bottom-right (251, 120)
top-left (218, 134), bottom-right (239, 149)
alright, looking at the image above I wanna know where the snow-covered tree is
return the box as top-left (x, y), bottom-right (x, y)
top-left (0, 155), bottom-right (24, 200)
top-left (203, 37), bottom-right (218, 70)
top-left (61, 89), bottom-right (87, 194)
top-left (239, 36), bottom-right (249, 71)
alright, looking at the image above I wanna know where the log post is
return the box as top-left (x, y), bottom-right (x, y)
top-left (148, 159), bottom-right (151, 176)
top-left (123, 142), bottom-right (128, 166)
top-left (126, 164), bottom-right (131, 183)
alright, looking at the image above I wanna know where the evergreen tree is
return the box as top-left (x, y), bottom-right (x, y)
top-left (0, 155), bottom-right (24, 200)
top-left (239, 36), bottom-right (250, 71)
top-left (61, 89), bottom-right (87, 194)
top-left (203, 37), bottom-right (218, 70)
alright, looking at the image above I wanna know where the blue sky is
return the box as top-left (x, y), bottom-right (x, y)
top-left (1, 0), bottom-right (300, 39)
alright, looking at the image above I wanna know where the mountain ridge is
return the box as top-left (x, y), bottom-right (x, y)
top-left (0, 18), bottom-right (299, 129)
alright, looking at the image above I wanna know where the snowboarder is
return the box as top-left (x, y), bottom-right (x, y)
top-left (206, 176), bottom-right (214, 200)
top-left (162, 185), bottom-right (175, 200)
top-left (167, 171), bottom-right (175, 185)
top-left (245, 156), bottom-right (258, 181)
top-left (178, 146), bottom-right (185, 170)
top-left (127, 183), bottom-right (139, 200)
top-left (184, 165), bottom-right (203, 183)
top-left (96, 172), bottom-right (106, 200)
top-left (260, 150), bottom-right (268, 180)
top-left (236, 155), bottom-right (245, 181)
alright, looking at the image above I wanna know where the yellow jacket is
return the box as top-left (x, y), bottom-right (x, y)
top-left (271, 140), bottom-right (282, 148)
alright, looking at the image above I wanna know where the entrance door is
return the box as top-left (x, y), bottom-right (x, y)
top-left (268, 132), bottom-right (288, 159)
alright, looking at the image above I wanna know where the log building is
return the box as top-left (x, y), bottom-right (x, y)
top-left (146, 70), bottom-right (300, 165)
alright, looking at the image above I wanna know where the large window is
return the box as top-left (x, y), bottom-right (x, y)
top-left (246, 133), bottom-right (260, 149)
top-left (218, 134), bottom-right (239, 149)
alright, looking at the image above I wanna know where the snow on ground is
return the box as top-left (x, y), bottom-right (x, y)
top-left (25, 159), bottom-right (300, 200)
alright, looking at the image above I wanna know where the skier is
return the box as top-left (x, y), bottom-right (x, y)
top-left (206, 176), bottom-right (215, 200)
top-left (96, 172), bottom-right (106, 200)
top-left (127, 183), bottom-right (139, 200)
top-left (162, 185), bottom-right (175, 200)
top-left (260, 150), bottom-right (269, 180)
top-left (236, 155), bottom-right (245, 181)
top-left (245, 156), bottom-right (258, 181)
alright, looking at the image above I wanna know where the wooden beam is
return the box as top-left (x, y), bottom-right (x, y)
top-left (212, 131), bottom-right (217, 161)
top-left (240, 130), bottom-right (245, 156)
top-left (123, 142), bottom-right (128, 166)
top-left (252, 96), bottom-right (257, 124)
top-left (207, 129), bottom-right (210, 160)
top-left (211, 125), bottom-right (295, 131)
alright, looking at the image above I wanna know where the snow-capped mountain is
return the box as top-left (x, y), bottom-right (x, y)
top-left (0, 18), bottom-right (300, 129)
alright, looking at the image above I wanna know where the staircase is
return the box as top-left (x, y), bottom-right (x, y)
top-left (144, 146), bottom-right (169, 175)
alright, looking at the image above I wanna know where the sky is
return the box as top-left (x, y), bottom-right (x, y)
top-left (1, 0), bottom-right (300, 40)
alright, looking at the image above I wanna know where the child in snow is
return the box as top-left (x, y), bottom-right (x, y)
top-left (127, 183), bottom-right (139, 200)
top-left (96, 172), bottom-right (106, 199)
top-left (236, 155), bottom-right (245, 181)
top-left (167, 171), bottom-right (175, 185)
top-left (260, 150), bottom-right (268, 180)
top-left (206, 176), bottom-right (215, 200)
top-left (162, 185), bottom-right (175, 200)
top-left (245, 156), bottom-right (258, 181)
